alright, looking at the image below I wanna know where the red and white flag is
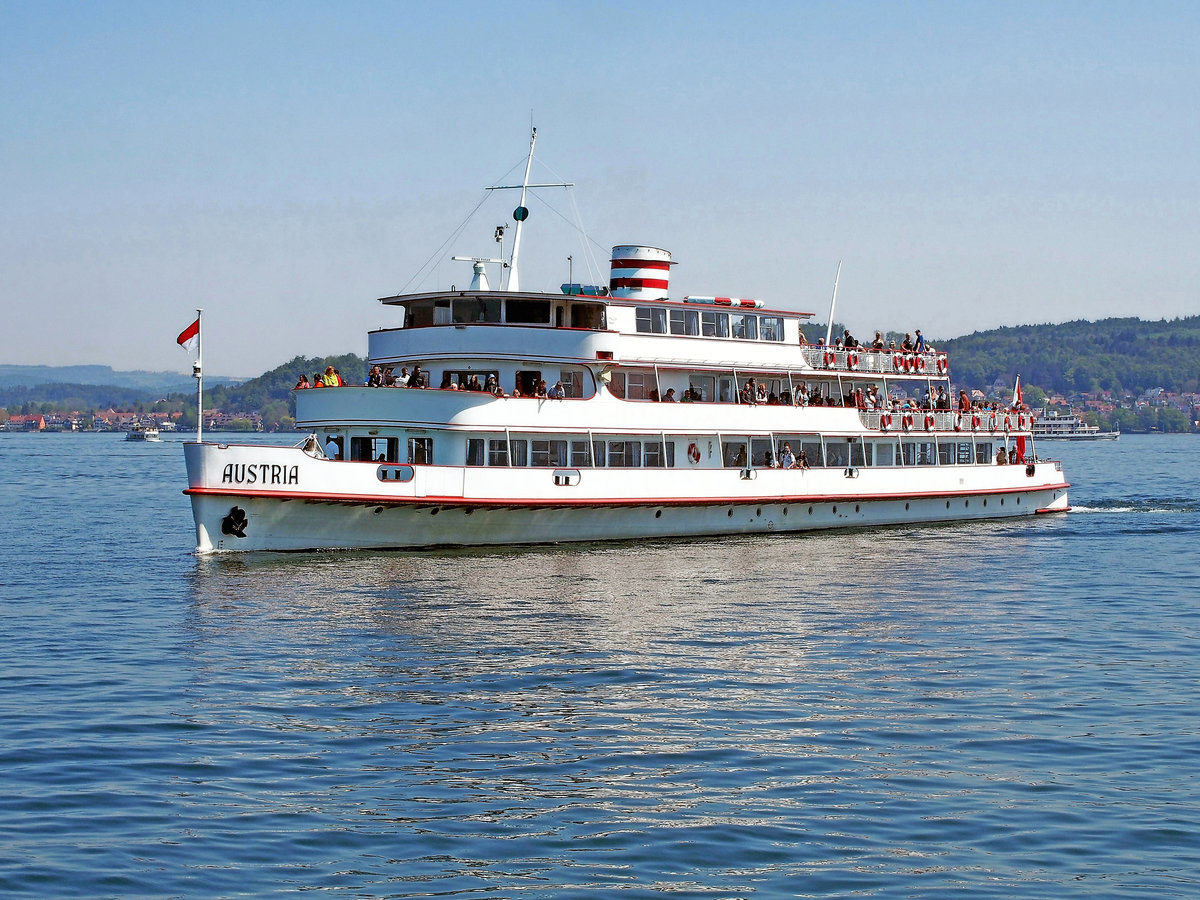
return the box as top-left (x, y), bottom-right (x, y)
top-left (1012, 374), bottom-right (1022, 409)
top-left (177, 317), bottom-right (200, 353)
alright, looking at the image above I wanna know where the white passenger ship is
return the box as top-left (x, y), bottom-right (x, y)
top-left (1033, 408), bottom-right (1119, 441)
top-left (183, 130), bottom-right (1070, 553)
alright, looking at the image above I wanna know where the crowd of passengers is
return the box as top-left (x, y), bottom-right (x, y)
top-left (806, 328), bottom-right (934, 354)
top-left (295, 365), bottom-right (567, 399)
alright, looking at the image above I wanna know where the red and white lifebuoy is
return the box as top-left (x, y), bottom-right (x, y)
top-left (954, 414), bottom-right (963, 432)
top-left (902, 413), bottom-right (914, 432)
top-left (936, 357), bottom-right (948, 374)
top-left (847, 351), bottom-right (859, 371)
top-left (687, 442), bottom-right (701, 464)
top-left (917, 356), bottom-right (927, 373)
top-left (824, 350), bottom-right (837, 368)
top-left (924, 413), bottom-right (936, 432)
top-left (880, 413), bottom-right (893, 432)
top-left (1004, 415), bottom-right (1012, 432)
top-left (989, 413), bottom-right (998, 432)
top-left (1018, 414), bottom-right (1027, 430)
top-left (893, 353), bottom-right (903, 372)
top-left (971, 414), bottom-right (981, 432)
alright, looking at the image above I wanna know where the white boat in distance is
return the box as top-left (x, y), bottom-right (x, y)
top-left (126, 423), bottom-right (161, 442)
top-left (1033, 408), bottom-right (1119, 441)
top-left (183, 129), bottom-right (1070, 553)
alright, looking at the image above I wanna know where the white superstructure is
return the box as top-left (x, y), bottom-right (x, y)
top-left (183, 131), bottom-right (1069, 553)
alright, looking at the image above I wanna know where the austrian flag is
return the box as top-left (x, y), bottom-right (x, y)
top-left (177, 317), bottom-right (200, 352)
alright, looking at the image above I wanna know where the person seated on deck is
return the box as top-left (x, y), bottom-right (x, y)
top-left (780, 443), bottom-right (797, 469)
top-left (766, 391), bottom-right (780, 406)
top-left (367, 366), bottom-right (383, 387)
top-left (485, 374), bottom-right (498, 393)
top-left (797, 449), bottom-right (811, 469)
top-left (548, 381), bottom-right (566, 399)
top-left (467, 374), bottom-right (483, 392)
top-left (661, 387), bottom-right (676, 402)
top-left (294, 374), bottom-right (310, 389)
top-left (872, 331), bottom-right (885, 350)
top-left (409, 365), bottom-right (427, 388)
top-left (439, 372), bottom-right (454, 390)
top-left (535, 380), bottom-right (548, 398)
top-left (312, 371), bottom-right (325, 388)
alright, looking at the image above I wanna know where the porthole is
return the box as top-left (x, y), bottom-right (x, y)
top-left (756, 507), bottom-right (762, 517)
top-left (983, 499), bottom-right (988, 507)
top-left (965, 499), bottom-right (969, 508)
top-left (946, 500), bottom-right (951, 509)
top-left (655, 509), bottom-right (662, 519)
top-left (905, 502), bottom-right (910, 511)
top-left (728, 508), bottom-right (734, 517)
top-left (374, 507), bottom-right (383, 515)
top-left (1001, 498), bottom-right (1005, 505)
top-left (1016, 497), bottom-right (1021, 505)
top-left (808, 506), bottom-right (813, 515)
top-left (855, 504), bottom-right (860, 513)
top-left (431, 508), bottom-right (440, 516)
top-left (783, 506), bottom-right (788, 515)
top-left (832, 505), bottom-right (838, 514)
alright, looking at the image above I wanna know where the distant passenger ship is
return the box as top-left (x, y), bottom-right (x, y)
top-left (182, 129), bottom-right (1070, 553)
top-left (1033, 408), bottom-right (1119, 441)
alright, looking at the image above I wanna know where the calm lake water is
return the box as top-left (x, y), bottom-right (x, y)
top-left (1, 432), bottom-right (1198, 898)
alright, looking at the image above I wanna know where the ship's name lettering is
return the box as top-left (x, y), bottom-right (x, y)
top-left (221, 463), bottom-right (299, 485)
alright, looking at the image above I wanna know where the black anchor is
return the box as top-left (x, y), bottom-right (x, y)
top-left (221, 506), bottom-right (248, 538)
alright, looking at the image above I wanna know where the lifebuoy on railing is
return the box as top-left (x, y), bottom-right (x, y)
top-left (971, 414), bottom-right (981, 432)
top-left (954, 414), bottom-right (963, 432)
top-left (902, 413), bottom-right (914, 432)
top-left (687, 442), bottom-right (701, 464)
top-left (1004, 415), bottom-right (1012, 432)
top-left (917, 356), bottom-right (927, 373)
top-left (1018, 414), bottom-right (1027, 429)
top-left (924, 413), bottom-right (936, 432)
top-left (824, 350), bottom-right (837, 368)
top-left (936, 357), bottom-right (948, 374)
top-left (847, 351), bottom-right (859, 371)
top-left (893, 353), bottom-right (903, 372)
top-left (989, 413), bottom-right (998, 432)
top-left (880, 413), bottom-right (893, 432)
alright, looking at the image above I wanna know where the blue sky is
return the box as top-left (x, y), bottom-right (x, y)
top-left (2, 1), bottom-right (1197, 376)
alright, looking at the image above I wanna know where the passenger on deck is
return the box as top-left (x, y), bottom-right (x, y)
top-left (322, 366), bottom-right (338, 387)
top-left (485, 374), bottom-right (499, 393)
top-left (409, 365), bottom-right (427, 388)
top-left (548, 381), bottom-right (566, 399)
top-left (294, 375), bottom-right (310, 389)
top-left (367, 366), bottom-right (383, 387)
top-left (872, 331), bottom-right (885, 350)
top-left (467, 374), bottom-right (483, 392)
top-left (757, 383), bottom-right (768, 403)
top-left (324, 437), bottom-right (340, 459)
top-left (662, 387), bottom-right (676, 402)
top-left (780, 443), bottom-right (797, 469)
top-left (535, 380), bottom-right (548, 398)
top-left (762, 451), bottom-right (777, 468)
top-left (383, 367), bottom-right (397, 386)
top-left (797, 449), bottom-right (811, 469)
top-left (959, 390), bottom-right (972, 411)
top-left (843, 329), bottom-right (858, 349)
top-left (312, 372), bottom-right (325, 388)
top-left (397, 366), bottom-right (410, 386)
top-left (440, 372), bottom-right (454, 389)
top-left (901, 333), bottom-right (914, 352)
top-left (935, 386), bottom-right (950, 409)
top-left (1009, 448), bottom-right (1019, 464)
top-left (915, 330), bottom-right (927, 353)
top-left (996, 446), bottom-right (1007, 464)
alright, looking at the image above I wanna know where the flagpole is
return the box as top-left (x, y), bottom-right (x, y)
top-left (824, 260), bottom-right (842, 347)
top-left (194, 308), bottom-right (203, 443)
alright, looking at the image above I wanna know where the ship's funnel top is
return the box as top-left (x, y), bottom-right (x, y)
top-left (610, 245), bottom-right (672, 300)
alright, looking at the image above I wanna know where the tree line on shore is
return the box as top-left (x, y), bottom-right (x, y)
top-left (3, 318), bottom-right (1198, 432)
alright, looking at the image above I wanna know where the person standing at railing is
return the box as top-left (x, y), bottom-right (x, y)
top-left (915, 329), bottom-right (927, 353)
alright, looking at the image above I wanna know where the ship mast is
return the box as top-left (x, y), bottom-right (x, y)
top-left (485, 126), bottom-right (572, 292)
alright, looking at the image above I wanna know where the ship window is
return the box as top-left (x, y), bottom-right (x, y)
top-left (591, 440), bottom-right (606, 467)
top-left (689, 375), bottom-right (714, 402)
top-left (623, 372), bottom-right (653, 401)
top-left (453, 296), bottom-right (500, 323)
top-left (488, 439), bottom-right (508, 466)
top-left (701, 310), bottom-right (729, 337)
top-left (644, 441), bottom-right (667, 468)
top-left (515, 370), bottom-right (541, 396)
top-left (849, 439), bottom-right (865, 468)
top-left (559, 369), bottom-right (585, 398)
top-left (443, 369), bottom-right (500, 391)
top-left (670, 309), bottom-right (699, 336)
top-left (801, 440), bottom-right (824, 467)
top-left (570, 303), bottom-right (606, 329)
top-left (760, 316), bottom-right (784, 342)
top-left (750, 438), bottom-right (774, 468)
top-left (636, 307), bottom-right (667, 334)
top-left (721, 441), bottom-right (747, 468)
top-left (718, 377), bottom-right (736, 403)
top-left (532, 440), bottom-right (568, 467)
top-left (938, 441), bottom-right (954, 465)
top-left (956, 442), bottom-right (974, 465)
top-left (608, 372), bottom-right (625, 398)
top-left (872, 441), bottom-right (896, 466)
top-left (408, 437), bottom-right (433, 465)
top-left (351, 436), bottom-right (398, 462)
top-left (731, 313), bottom-right (758, 340)
top-left (825, 442), bottom-right (850, 468)
top-left (505, 298), bottom-right (551, 324)
top-left (570, 440), bottom-right (592, 466)
top-left (466, 439), bottom-right (486, 466)
top-left (404, 298), bottom-right (437, 328)
top-left (608, 441), bottom-right (642, 468)
top-left (976, 441), bottom-right (992, 464)
top-left (511, 439), bottom-right (528, 466)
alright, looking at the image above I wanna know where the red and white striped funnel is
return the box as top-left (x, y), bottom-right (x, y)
top-left (609, 245), bottom-right (672, 300)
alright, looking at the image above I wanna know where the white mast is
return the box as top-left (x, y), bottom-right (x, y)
top-left (193, 308), bottom-right (203, 442)
top-left (825, 260), bottom-right (842, 346)
top-left (484, 126), bottom-right (572, 292)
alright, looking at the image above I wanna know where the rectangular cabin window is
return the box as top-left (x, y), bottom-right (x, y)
top-left (849, 439), bottom-right (865, 468)
top-left (559, 369), bottom-right (585, 398)
top-left (433, 300), bottom-right (451, 325)
top-left (718, 377), bottom-right (736, 403)
top-left (351, 436), bottom-right (398, 462)
top-left (873, 440), bottom-right (896, 466)
top-left (404, 299), bottom-right (437, 328)
top-left (722, 441), bottom-right (747, 468)
top-left (443, 369), bottom-right (499, 391)
top-left (751, 438), bottom-right (774, 468)
top-left (570, 440), bottom-right (592, 466)
top-left (510, 439), bottom-right (528, 467)
top-left (701, 310), bottom-right (729, 337)
top-left (608, 441), bottom-right (642, 468)
top-left (607, 371), bottom-right (624, 399)
top-left (635, 307), bottom-right (667, 334)
top-left (408, 437), bottom-right (433, 465)
top-left (570, 303), bottom-right (606, 329)
top-left (802, 440), bottom-right (824, 467)
top-left (466, 439), bottom-right (486, 466)
top-left (669, 309), bottom-right (699, 336)
top-left (531, 440), bottom-right (568, 467)
top-left (687, 375), bottom-right (714, 402)
top-left (488, 439), bottom-right (508, 466)
top-left (760, 316), bottom-right (784, 342)
top-left (976, 442), bottom-right (993, 464)
top-left (825, 442), bottom-right (850, 468)
top-left (453, 296), bottom-right (501, 324)
top-left (505, 298), bottom-right (551, 324)
top-left (515, 370), bottom-right (541, 396)
top-left (731, 313), bottom-right (758, 340)
top-left (643, 441), bottom-right (666, 468)
top-left (956, 442), bottom-right (974, 464)
top-left (626, 372), bottom-right (654, 400)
